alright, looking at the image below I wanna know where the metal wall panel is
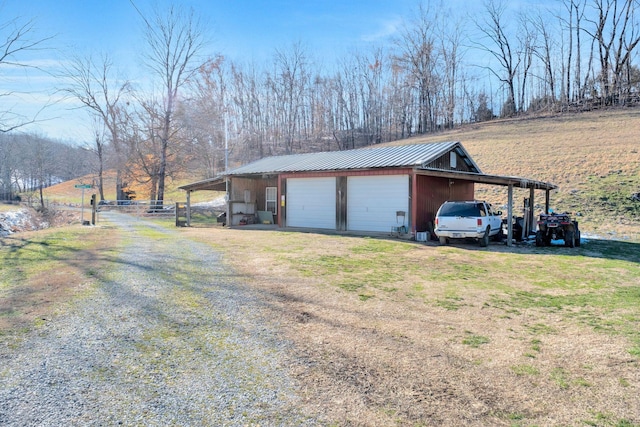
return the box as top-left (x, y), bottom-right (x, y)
top-left (286, 177), bottom-right (336, 229)
top-left (347, 175), bottom-right (409, 232)
top-left (414, 175), bottom-right (474, 234)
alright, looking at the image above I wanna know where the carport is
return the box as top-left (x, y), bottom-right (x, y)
top-left (415, 168), bottom-right (557, 246)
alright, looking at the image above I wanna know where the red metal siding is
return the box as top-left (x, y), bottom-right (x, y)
top-left (424, 152), bottom-right (475, 172)
top-left (415, 175), bottom-right (474, 234)
top-left (279, 168), bottom-right (413, 179)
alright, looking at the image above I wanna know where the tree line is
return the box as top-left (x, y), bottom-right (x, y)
top-left (2, 0), bottom-right (640, 203)
top-left (0, 133), bottom-right (93, 204)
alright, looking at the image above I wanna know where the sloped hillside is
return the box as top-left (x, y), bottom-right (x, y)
top-left (399, 109), bottom-right (640, 240)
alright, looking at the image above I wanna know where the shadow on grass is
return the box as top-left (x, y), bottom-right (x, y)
top-left (526, 238), bottom-right (640, 264)
top-left (427, 236), bottom-right (640, 264)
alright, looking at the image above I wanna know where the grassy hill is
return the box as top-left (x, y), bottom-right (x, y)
top-left (42, 171), bottom-right (219, 206)
top-left (400, 108), bottom-right (640, 240)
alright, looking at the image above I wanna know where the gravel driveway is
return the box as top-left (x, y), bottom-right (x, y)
top-left (0, 213), bottom-right (318, 426)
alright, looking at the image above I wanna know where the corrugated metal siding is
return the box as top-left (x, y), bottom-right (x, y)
top-left (279, 168), bottom-right (414, 179)
top-left (346, 175), bottom-right (409, 232)
top-left (425, 152), bottom-right (477, 172)
top-left (415, 175), bottom-right (474, 234)
top-left (449, 181), bottom-right (474, 201)
top-left (227, 142), bottom-right (460, 175)
top-left (229, 177), bottom-right (277, 206)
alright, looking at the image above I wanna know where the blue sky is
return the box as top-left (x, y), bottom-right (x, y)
top-left (1, 0), bottom-right (423, 143)
top-left (0, 0), bottom-right (515, 143)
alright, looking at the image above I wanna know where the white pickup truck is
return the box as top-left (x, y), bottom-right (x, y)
top-left (434, 201), bottom-right (503, 247)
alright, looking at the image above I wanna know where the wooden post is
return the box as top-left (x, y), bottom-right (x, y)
top-left (529, 186), bottom-right (535, 236)
top-left (507, 184), bottom-right (513, 247)
top-left (91, 194), bottom-right (97, 225)
top-left (545, 190), bottom-right (550, 214)
top-left (186, 191), bottom-right (191, 227)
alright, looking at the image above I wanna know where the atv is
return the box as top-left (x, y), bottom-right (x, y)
top-left (535, 213), bottom-right (581, 248)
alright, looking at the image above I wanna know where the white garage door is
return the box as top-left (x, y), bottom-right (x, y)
top-left (287, 177), bottom-right (336, 229)
top-left (347, 175), bottom-right (409, 232)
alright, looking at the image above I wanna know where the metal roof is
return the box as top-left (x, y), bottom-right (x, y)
top-left (416, 168), bottom-right (557, 190)
top-left (178, 142), bottom-right (481, 191)
top-left (178, 141), bottom-right (557, 193)
top-left (225, 141), bottom-right (475, 175)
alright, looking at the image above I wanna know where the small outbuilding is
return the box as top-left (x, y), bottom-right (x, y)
top-left (179, 141), bottom-right (557, 245)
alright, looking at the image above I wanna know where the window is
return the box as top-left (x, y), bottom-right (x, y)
top-left (266, 187), bottom-right (277, 214)
top-left (450, 152), bottom-right (457, 169)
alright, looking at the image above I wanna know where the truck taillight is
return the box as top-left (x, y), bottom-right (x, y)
top-left (477, 218), bottom-right (482, 226)
top-left (435, 218), bottom-right (439, 226)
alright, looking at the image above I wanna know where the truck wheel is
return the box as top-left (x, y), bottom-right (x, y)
top-left (439, 236), bottom-right (448, 245)
top-left (479, 227), bottom-right (490, 247)
top-left (492, 227), bottom-right (504, 242)
top-left (565, 231), bottom-right (575, 248)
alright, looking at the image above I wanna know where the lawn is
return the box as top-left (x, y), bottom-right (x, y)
top-left (2, 216), bottom-right (639, 425)
top-left (178, 222), bottom-right (640, 426)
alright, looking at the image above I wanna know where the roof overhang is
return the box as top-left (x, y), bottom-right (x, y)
top-left (178, 176), bottom-right (227, 192)
top-left (415, 168), bottom-right (557, 191)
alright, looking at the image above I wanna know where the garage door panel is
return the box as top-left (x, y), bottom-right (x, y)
top-left (347, 175), bottom-right (408, 232)
top-left (287, 177), bottom-right (336, 229)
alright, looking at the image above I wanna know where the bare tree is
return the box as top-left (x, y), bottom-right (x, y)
top-left (517, 13), bottom-right (537, 112)
top-left (63, 54), bottom-right (131, 201)
top-left (0, 11), bottom-right (54, 132)
top-left (438, 14), bottom-right (465, 129)
top-left (531, 11), bottom-right (558, 105)
top-left (90, 119), bottom-right (108, 201)
top-left (182, 55), bottom-right (229, 177)
top-left (394, 3), bottom-right (441, 133)
top-left (587, 0), bottom-right (640, 104)
top-left (133, 1), bottom-right (207, 204)
top-left (474, 0), bottom-right (520, 116)
top-left (269, 42), bottom-right (310, 154)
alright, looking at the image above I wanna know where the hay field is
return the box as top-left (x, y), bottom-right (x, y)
top-left (403, 109), bottom-right (640, 240)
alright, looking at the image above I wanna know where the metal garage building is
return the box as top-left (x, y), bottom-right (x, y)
top-left (178, 142), bottom-right (557, 245)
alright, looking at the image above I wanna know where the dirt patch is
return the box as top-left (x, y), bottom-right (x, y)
top-left (0, 226), bottom-right (113, 334)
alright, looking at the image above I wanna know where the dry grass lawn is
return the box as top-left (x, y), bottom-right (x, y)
top-left (183, 225), bottom-right (640, 426)
top-left (0, 224), bottom-right (115, 333)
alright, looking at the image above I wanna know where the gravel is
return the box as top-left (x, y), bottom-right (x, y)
top-left (0, 212), bottom-right (319, 426)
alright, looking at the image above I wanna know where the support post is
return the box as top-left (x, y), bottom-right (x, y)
top-left (410, 173), bottom-right (417, 236)
top-left (545, 190), bottom-right (550, 214)
top-left (529, 187), bottom-right (535, 235)
top-left (80, 187), bottom-right (85, 223)
top-left (225, 178), bottom-right (231, 228)
top-left (91, 194), bottom-right (97, 225)
top-left (186, 191), bottom-right (192, 227)
top-left (507, 184), bottom-right (513, 247)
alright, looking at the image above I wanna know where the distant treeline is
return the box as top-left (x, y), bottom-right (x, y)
top-left (0, 134), bottom-right (93, 203)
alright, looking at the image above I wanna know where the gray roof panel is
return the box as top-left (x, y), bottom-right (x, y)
top-left (226, 141), bottom-right (470, 175)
